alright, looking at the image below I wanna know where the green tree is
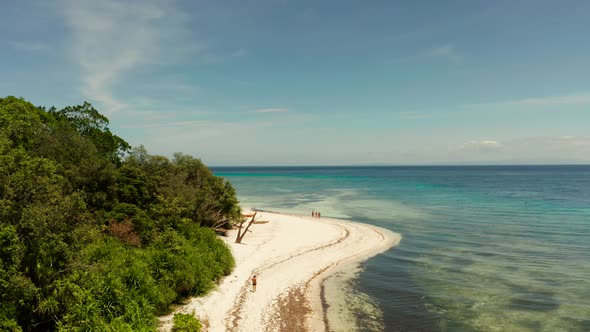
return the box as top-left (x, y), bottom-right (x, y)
top-left (1, 96), bottom-right (238, 331)
top-left (115, 164), bottom-right (152, 207)
top-left (0, 96), bottom-right (48, 150)
top-left (33, 120), bottom-right (118, 211)
top-left (50, 102), bottom-right (130, 164)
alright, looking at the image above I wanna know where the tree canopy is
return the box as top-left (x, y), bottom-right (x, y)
top-left (0, 96), bottom-right (241, 331)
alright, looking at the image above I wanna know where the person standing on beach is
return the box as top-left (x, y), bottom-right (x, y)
top-left (252, 275), bottom-right (257, 292)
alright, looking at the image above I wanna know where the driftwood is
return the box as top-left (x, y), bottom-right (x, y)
top-left (235, 212), bottom-right (259, 243)
top-left (214, 228), bottom-right (228, 236)
top-left (204, 207), bottom-right (230, 229)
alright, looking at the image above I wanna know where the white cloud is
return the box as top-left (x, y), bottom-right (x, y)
top-left (428, 44), bottom-right (463, 63)
top-left (254, 108), bottom-right (289, 113)
top-left (62, 0), bottom-right (190, 112)
top-left (461, 140), bottom-right (503, 152)
top-left (448, 136), bottom-right (590, 164)
top-left (505, 93), bottom-right (590, 106)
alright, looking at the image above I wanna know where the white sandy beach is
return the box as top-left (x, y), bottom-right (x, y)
top-left (159, 209), bottom-right (401, 332)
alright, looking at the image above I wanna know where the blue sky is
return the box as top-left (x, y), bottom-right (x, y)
top-left (2, 0), bottom-right (590, 165)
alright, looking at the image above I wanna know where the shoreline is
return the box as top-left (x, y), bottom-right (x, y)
top-left (307, 217), bottom-right (399, 332)
top-left (158, 208), bottom-right (401, 331)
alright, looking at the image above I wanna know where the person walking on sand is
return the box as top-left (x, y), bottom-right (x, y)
top-left (318, 212), bottom-right (321, 218)
top-left (252, 275), bottom-right (257, 292)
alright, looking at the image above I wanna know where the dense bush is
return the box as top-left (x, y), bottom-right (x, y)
top-left (172, 313), bottom-right (202, 332)
top-left (0, 96), bottom-right (239, 331)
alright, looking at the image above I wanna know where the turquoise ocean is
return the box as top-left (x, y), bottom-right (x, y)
top-left (213, 166), bottom-right (590, 331)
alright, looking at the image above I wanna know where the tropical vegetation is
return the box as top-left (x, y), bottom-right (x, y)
top-left (0, 96), bottom-right (240, 331)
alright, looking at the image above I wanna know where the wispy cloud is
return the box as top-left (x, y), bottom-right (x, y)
top-left (254, 108), bottom-right (289, 113)
top-left (450, 136), bottom-right (590, 163)
top-left (460, 92), bottom-right (590, 111)
top-left (461, 140), bottom-right (503, 152)
top-left (505, 93), bottom-right (590, 106)
top-left (9, 41), bottom-right (49, 52)
top-left (428, 44), bottom-right (463, 63)
top-left (62, 0), bottom-right (191, 112)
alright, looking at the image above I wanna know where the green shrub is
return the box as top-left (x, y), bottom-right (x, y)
top-left (172, 313), bottom-right (201, 332)
top-left (0, 97), bottom-right (239, 331)
top-left (0, 314), bottom-right (22, 332)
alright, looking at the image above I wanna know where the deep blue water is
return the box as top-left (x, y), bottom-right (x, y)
top-left (213, 166), bottom-right (590, 331)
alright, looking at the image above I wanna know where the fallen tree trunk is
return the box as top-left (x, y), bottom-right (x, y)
top-left (235, 213), bottom-right (257, 243)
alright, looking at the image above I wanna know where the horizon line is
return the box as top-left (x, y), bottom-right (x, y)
top-left (210, 163), bottom-right (590, 168)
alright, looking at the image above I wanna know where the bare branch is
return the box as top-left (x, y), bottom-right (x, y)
top-left (236, 213), bottom-right (258, 243)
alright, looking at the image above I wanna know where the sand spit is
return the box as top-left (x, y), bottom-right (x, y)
top-left (158, 209), bottom-right (401, 331)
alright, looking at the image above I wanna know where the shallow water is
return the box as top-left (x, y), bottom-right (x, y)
top-left (213, 166), bottom-right (590, 331)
